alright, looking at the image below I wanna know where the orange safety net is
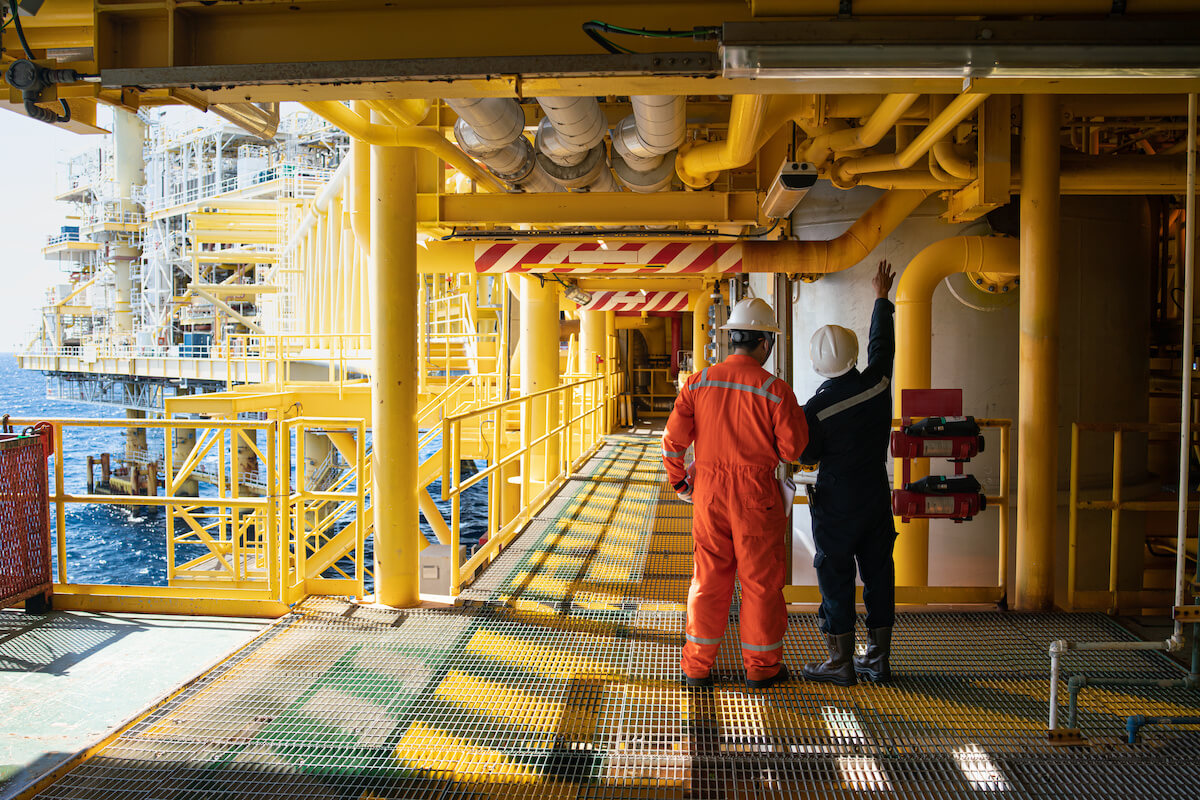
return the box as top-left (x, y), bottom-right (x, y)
top-left (0, 433), bottom-right (51, 610)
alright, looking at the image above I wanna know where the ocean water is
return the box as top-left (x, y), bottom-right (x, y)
top-left (0, 355), bottom-right (488, 588)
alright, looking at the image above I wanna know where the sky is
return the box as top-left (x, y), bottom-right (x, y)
top-left (0, 108), bottom-right (99, 350)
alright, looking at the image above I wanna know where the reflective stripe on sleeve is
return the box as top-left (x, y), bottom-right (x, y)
top-left (663, 449), bottom-right (685, 458)
top-left (692, 378), bottom-right (782, 403)
top-left (686, 633), bottom-right (723, 646)
top-left (815, 376), bottom-right (890, 422)
top-left (740, 639), bottom-right (785, 652)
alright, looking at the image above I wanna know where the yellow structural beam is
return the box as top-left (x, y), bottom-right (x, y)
top-left (521, 276), bottom-right (561, 488)
top-left (1016, 94), bottom-right (1061, 612)
top-left (422, 190), bottom-right (762, 227)
top-left (371, 142), bottom-right (422, 608)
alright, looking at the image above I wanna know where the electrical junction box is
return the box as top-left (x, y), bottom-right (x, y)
top-left (419, 544), bottom-right (467, 595)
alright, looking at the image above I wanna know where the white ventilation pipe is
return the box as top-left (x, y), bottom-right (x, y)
top-left (535, 97), bottom-right (607, 161)
top-left (612, 95), bottom-right (685, 192)
top-left (453, 119), bottom-right (559, 193)
top-left (444, 98), bottom-right (525, 149)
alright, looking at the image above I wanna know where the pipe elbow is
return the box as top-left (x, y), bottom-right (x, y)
top-left (675, 94), bottom-right (767, 189)
top-left (1049, 639), bottom-right (1070, 656)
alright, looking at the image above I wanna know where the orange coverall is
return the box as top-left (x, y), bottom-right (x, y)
top-left (662, 354), bottom-right (809, 682)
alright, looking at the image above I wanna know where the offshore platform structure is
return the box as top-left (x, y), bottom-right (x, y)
top-left (6, 3), bottom-right (1200, 798)
top-left (3, 0), bottom-right (1200, 616)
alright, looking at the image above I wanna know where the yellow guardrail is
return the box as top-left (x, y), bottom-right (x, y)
top-left (7, 415), bottom-right (368, 617)
top-left (1067, 421), bottom-right (1192, 613)
top-left (224, 332), bottom-right (372, 392)
top-left (436, 371), bottom-right (617, 596)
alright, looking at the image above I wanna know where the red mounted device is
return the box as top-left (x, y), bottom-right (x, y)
top-left (890, 430), bottom-right (982, 461)
top-left (892, 390), bottom-right (988, 523)
top-left (892, 488), bottom-right (986, 523)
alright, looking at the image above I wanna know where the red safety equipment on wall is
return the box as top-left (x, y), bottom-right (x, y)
top-left (890, 430), bottom-right (983, 461)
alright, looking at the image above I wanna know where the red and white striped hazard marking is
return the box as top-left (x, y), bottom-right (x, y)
top-left (473, 242), bottom-right (742, 274)
top-left (577, 291), bottom-right (689, 313)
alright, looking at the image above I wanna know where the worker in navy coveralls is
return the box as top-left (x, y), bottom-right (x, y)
top-left (800, 260), bottom-right (897, 686)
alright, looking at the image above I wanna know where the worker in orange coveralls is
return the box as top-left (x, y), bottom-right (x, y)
top-left (662, 297), bottom-right (809, 689)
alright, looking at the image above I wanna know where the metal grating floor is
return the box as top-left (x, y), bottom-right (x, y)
top-left (29, 435), bottom-right (1200, 799)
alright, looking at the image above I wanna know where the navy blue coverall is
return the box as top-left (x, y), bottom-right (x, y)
top-left (801, 298), bottom-right (897, 636)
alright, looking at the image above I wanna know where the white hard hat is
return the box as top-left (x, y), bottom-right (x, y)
top-left (720, 297), bottom-right (781, 333)
top-left (810, 324), bottom-right (858, 378)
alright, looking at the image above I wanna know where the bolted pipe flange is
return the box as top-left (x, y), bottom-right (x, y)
top-left (535, 142), bottom-right (607, 190)
top-left (613, 147), bottom-right (676, 193)
top-left (674, 142), bottom-right (717, 190)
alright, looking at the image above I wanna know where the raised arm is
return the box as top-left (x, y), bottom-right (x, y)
top-left (865, 259), bottom-right (896, 381)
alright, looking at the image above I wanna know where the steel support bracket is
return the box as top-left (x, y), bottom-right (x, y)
top-left (1046, 728), bottom-right (1086, 745)
top-left (1172, 604), bottom-right (1200, 621)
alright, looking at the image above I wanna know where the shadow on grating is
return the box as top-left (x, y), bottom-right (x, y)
top-left (28, 438), bottom-right (1200, 800)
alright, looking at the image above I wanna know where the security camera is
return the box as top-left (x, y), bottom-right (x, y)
top-left (762, 161), bottom-right (818, 219)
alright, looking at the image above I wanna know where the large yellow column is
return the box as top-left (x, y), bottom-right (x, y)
top-left (521, 276), bottom-right (560, 487)
top-left (579, 310), bottom-right (606, 375)
top-left (370, 141), bottom-right (420, 608)
top-left (1016, 95), bottom-right (1061, 611)
top-left (691, 289), bottom-right (714, 371)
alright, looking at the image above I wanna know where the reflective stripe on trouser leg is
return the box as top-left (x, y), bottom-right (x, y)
top-left (732, 500), bottom-right (789, 682)
top-left (681, 497), bottom-right (737, 679)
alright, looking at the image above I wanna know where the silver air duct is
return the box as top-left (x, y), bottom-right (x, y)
top-left (446, 98), bottom-right (558, 192)
top-left (611, 95), bottom-right (685, 193)
top-left (535, 97), bottom-right (617, 191)
top-left (453, 119), bottom-right (559, 193)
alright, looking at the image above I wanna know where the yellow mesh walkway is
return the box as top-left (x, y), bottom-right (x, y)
top-left (28, 435), bottom-right (1200, 799)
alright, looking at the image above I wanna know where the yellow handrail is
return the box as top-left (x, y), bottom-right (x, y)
top-left (1067, 421), bottom-right (1197, 613)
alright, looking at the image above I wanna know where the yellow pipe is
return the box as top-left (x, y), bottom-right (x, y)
top-left (521, 276), bottom-right (560, 488)
top-left (835, 92), bottom-right (989, 180)
top-left (690, 289), bottom-right (714, 370)
top-left (741, 189), bottom-right (929, 273)
top-left (366, 98), bottom-right (431, 127)
top-left (1015, 94), bottom-right (1061, 612)
top-left (371, 142), bottom-right (421, 608)
top-left (676, 95), bottom-right (769, 189)
top-left (579, 310), bottom-right (606, 376)
top-left (932, 141), bottom-right (976, 180)
top-left (804, 93), bottom-right (921, 163)
top-left (349, 101), bottom-right (371, 250)
top-left (301, 101), bottom-right (506, 193)
top-left (893, 235), bottom-right (1020, 587)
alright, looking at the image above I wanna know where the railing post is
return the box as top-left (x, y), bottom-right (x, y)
top-left (1109, 429), bottom-right (1124, 613)
top-left (1067, 423), bottom-right (1081, 611)
top-left (295, 421), bottom-right (306, 591)
top-left (53, 423), bottom-right (66, 584)
top-left (266, 419), bottom-right (279, 600)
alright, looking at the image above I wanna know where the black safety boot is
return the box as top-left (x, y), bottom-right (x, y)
top-left (681, 670), bottom-right (713, 689)
top-left (802, 632), bottom-right (858, 686)
top-left (854, 627), bottom-right (892, 683)
top-left (746, 663), bottom-right (789, 689)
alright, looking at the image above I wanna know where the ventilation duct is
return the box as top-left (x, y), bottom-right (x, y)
top-left (452, 119), bottom-right (559, 193)
top-left (611, 95), bottom-right (685, 192)
top-left (535, 97), bottom-right (616, 191)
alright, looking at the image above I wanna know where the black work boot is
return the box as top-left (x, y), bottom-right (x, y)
top-left (802, 632), bottom-right (857, 686)
top-left (854, 627), bottom-right (892, 683)
top-left (746, 663), bottom-right (789, 689)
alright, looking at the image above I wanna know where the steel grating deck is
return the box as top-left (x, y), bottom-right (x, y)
top-left (29, 435), bottom-right (1200, 799)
